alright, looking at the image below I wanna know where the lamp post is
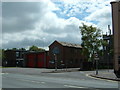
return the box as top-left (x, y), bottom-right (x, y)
top-left (43, 38), bottom-right (46, 67)
top-left (54, 54), bottom-right (57, 71)
top-left (94, 53), bottom-right (99, 75)
top-left (52, 47), bottom-right (59, 71)
top-left (96, 59), bottom-right (98, 75)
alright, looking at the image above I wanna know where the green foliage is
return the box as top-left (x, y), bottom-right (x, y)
top-left (19, 48), bottom-right (26, 50)
top-left (11, 48), bottom-right (17, 50)
top-left (29, 45), bottom-right (45, 51)
top-left (0, 49), bottom-right (2, 60)
top-left (102, 40), bottom-right (108, 47)
top-left (0, 49), bottom-right (6, 61)
top-left (79, 23), bottom-right (102, 62)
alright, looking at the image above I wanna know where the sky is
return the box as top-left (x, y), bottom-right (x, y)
top-left (1, 0), bottom-right (115, 50)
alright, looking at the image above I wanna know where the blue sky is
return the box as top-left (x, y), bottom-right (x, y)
top-left (1, 0), bottom-right (114, 50)
top-left (53, 1), bottom-right (90, 19)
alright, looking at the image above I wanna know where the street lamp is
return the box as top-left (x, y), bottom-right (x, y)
top-left (43, 38), bottom-right (46, 67)
top-left (54, 54), bottom-right (57, 71)
top-left (94, 53), bottom-right (99, 75)
top-left (52, 47), bottom-right (59, 71)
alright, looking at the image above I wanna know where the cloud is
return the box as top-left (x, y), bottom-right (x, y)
top-left (2, 0), bottom-right (113, 49)
top-left (2, 14), bottom-right (95, 49)
top-left (85, 4), bottom-right (112, 33)
top-left (54, 0), bottom-right (111, 17)
top-left (52, 0), bottom-right (113, 33)
top-left (2, 1), bottom-right (59, 33)
top-left (2, 2), bottom-right (41, 33)
top-left (85, 6), bottom-right (111, 21)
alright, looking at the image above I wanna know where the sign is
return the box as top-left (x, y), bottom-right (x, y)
top-left (103, 35), bottom-right (110, 40)
top-left (94, 57), bottom-right (99, 60)
top-left (52, 47), bottom-right (60, 54)
top-left (94, 53), bottom-right (99, 60)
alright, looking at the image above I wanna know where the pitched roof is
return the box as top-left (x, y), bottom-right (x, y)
top-left (57, 41), bottom-right (82, 48)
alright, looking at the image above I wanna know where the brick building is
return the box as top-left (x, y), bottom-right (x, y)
top-left (24, 51), bottom-right (50, 68)
top-left (111, 1), bottom-right (120, 77)
top-left (3, 50), bottom-right (27, 67)
top-left (49, 40), bottom-right (84, 68)
top-left (3, 50), bottom-right (50, 68)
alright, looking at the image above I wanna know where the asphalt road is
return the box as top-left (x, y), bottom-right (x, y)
top-left (1, 68), bottom-right (120, 89)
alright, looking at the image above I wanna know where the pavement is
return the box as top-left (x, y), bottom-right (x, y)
top-left (89, 69), bottom-right (120, 81)
top-left (2, 67), bottom-right (80, 75)
top-left (42, 68), bottom-right (80, 73)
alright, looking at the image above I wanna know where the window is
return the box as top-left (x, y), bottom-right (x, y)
top-left (49, 60), bottom-right (55, 64)
top-left (16, 52), bottom-right (19, 58)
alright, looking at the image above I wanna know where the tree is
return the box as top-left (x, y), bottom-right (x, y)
top-left (0, 49), bottom-right (2, 60)
top-left (0, 49), bottom-right (6, 64)
top-left (29, 45), bottom-right (45, 51)
top-left (12, 48), bottom-right (17, 50)
top-left (79, 23), bottom-right (102, 62)
top-left (19, 48), bottom-right (26, 50)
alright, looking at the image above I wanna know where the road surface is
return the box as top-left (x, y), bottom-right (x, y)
top-left (1, 68), bottom-right (120, 89)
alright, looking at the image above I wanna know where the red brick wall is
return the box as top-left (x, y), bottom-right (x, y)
top-left (49, 41), bottom-right (83, 68)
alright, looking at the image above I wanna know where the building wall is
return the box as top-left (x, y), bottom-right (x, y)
top-left (24, 51), bottom-right (50, 68)
top-left (63, 46), bottom-right (83, 68)
top-left (111, 1), bottom-right (120, 76)
top-left (49, 41), bottom-right (64, 68)
top-left (3, 50), bottom-right (16, 67)
top-left (49, 41), bottom-right (83, 68)
top-left (3, 50), bottom-right (27, 67)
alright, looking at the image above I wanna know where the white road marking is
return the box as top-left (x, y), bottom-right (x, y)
top-left (64, 85), bottom-right (85, 88)
top-left (41, 82), bottom-right (45, 84)
top-left (106, 80), bottom-right (117, 82)
top-left (17, 78), bottom-right (46, 84)
top-left (0, 73), bottom-right (8, 75)
top-left (31, 80), bottom-right (40, 83)
top-left (20, 79), bottom-right (32, 82)
top-left (2, 74), bottom-right (46, 84)
top-left (95, 89), bottom-right (101, 90)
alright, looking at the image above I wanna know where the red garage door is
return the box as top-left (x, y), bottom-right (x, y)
top-left (27, 54), bottom-right (35, 67)
top-left (37, 53), bottom-right (44, 68)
